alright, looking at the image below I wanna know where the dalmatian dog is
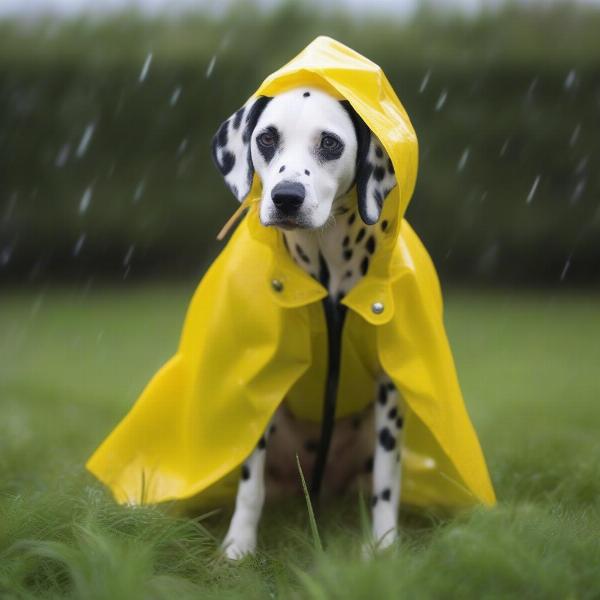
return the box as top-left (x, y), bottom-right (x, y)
top-left (212, 87), bottom-right (400, 559)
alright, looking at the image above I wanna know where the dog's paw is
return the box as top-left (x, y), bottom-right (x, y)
top-left (222, 531), bottom-right (257, 560)
top-left (361, 529), bottom-right (398, 560)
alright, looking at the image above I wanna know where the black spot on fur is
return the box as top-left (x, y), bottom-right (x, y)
top-left (387, 158), bottom-right (394, 175)
top-left (343, 249), bottom-right (353, 261)
top-left (352, 415), bottom-right (361, 430)
top-left (371, 495), bottom-right (378, 507)
top-left (396, 416), bottom-right (404, 429)
top-left (295, 244), bottom-right (310, 264)
top-left (373, 189), bottom-right (383, 208)
top-left (388, 407), bottom-right (397, 420)
top-left (219, 151), bottom-right (235, 175)
top-left (381, 220), bottom-right (389, 232)
top-left (304, 439), bottom-right (318, 453)
top-left (303, 91), bottom-right (311, 97)
top-left (373, 166), bottom-right (385, 182)
top-left (318, 252), bottom-right (330, 288)
top-left (257, 436), bottom-right (266, 450)
top-left (342, 235), bottom-right (350, 247)
top-left (270, 424), bottom-right (277, 435)
top-left (241, 464), bottom-right (250, 480)
top-left (279, 165), bottom-right (285, 173)
top-left (381, 488), bottom-right (391, 501)
top-left (364, 455), bottom-right (374, 473)
top-left (375, 145), bottom-right (383, 158)
top-left (378, 385), bottom-right (388, 405)
top-left (344, 269), bottom-right (353, 278)
top-left (256, 125), bottom-right (278, 163)
top-left (233, 107), bottom-right (245, 130)
top-left (366, 235), bottom-right (376, 254)
top-left (216, 120), bottom-right (229, 147)
top-left (242, 96), bottom-right (272, 144)
top-left (355, 228), bottom-right (366, 243)
top-left (360, 256), bottom-right (369, 275)
top-left (348, 213), bottom-right (356, 225)
top-left (379, 427), bottom-right (396, 451)
top-left (386, 382), bottom-right (395, 391)
top-left (305, 169), bottom-right (310, 176)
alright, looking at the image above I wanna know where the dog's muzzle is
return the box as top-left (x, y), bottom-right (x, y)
top-left (271, 181), bottom-right (305, 216)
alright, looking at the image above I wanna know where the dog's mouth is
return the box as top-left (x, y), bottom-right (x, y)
top-left (262, 214), bottom-right (312, 231)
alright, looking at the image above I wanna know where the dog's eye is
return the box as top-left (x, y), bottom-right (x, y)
top-left (257, 132), bottom-right (276, 147)
top-left (321, 135), bottom-right (341, 151)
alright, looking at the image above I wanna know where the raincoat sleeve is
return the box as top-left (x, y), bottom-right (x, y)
top-left (379, 222), bottom-right (496, 507)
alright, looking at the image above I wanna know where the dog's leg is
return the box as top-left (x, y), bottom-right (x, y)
top-left (370, 378), bottom-right (403, 551)
top-left (222, 422), bottom-right (273, 560)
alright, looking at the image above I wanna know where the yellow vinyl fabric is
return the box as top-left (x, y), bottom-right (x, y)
top-left (87, 37), bottom-right (496, 510)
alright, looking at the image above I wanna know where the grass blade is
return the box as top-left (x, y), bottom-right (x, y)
top-left (296, 454), bottom-right (323, 554)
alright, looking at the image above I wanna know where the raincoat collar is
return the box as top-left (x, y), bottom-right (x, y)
top-left (246, 199), bottom-right (406, 326)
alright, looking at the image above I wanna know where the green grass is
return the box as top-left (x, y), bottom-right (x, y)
top-left (1, 285), bottom-right (599, 599)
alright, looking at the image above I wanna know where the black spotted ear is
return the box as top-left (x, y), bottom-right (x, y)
top-left (340, 101), bottom-right (397, 225)
top-left (211, 96), bottom-right (272, 202)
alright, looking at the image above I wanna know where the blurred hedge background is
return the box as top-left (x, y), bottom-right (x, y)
top-left (1, 2), bottom-right (599, 285)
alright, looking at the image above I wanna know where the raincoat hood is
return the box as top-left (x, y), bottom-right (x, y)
top-left (255, 36), bottom-right (418, 229)
top-left (87, 37), bottom-right (496, 511)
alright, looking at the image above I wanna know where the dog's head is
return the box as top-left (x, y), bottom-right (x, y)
top-left (212, 86), bottom-right (396, 229)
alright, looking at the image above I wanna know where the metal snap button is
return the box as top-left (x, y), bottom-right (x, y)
top-left (371, 302), bottom-right (384, 314)
top-left (271, 279), bottom-right (284, 292)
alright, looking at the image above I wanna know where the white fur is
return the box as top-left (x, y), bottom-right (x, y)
top-left (251, 87), bottom-right (357, 229)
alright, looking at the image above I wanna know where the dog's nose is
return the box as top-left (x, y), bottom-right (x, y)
top-left (271, 181), bottom-right (305, 214)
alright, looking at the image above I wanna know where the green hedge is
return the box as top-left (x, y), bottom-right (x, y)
top-left (1, 3), bottom-right (599, 284)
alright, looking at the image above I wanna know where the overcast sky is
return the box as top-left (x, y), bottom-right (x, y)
top-left (1, 0), bottom-right (599, 20)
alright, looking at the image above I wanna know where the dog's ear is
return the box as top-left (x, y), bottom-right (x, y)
top-left (211, 96), bottom-right (272, 202)
top-left (340, 101), bottom-right (397, 225)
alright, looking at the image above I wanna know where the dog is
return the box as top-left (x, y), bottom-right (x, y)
top-left (212, 86), bottom-right (402, 559)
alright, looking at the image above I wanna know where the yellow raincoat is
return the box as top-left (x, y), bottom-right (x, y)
top-left (87, 37), bottom-right (496, 511)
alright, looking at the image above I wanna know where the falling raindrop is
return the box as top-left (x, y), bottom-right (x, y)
top-left (123, 244), bottom-right (135, 266)
top-left (133, 180), bottom-right (145, 203)
top-left (499, 138), bottom-right (510, 157)
top-left (525, 77), bottom-right (538, 101)
top-left (419, 69), bottom-right (431, 93)
top-left (560, 257), bottom-right (571, 281)
top-left (55, 143), bottom-right (70, 167)
top-left (139, 52), bottom-right (153, 83)
top-left (170, 86), bottom-right (182, 106)
top-left (31, 293), bottom-right (45, 317)
top-left (570, 179), bottom-right (586, 204)
top-left (435, 89), bottom-right (447, 111)
top-left (526, 175), bottom-right (540, 204)
top-left (177, 138), bottom-right (188, 156)
top-left (206, 55), bottom-right (217, 78)
top-left (76, 123), bottom-right (95, 158)
top-left (73, 233), bottom-right (86, 256)
top-left (0, 245), bottom-right (13, 266)
top-left (457, 147), bottom-right (470, 172)
top-left (2, 192), bottom-right (17, 224)
top-left (564, 69), bottom-right (576, 90)
top-left (569, 123), bottom-right (581, 147)
top-left (79, 186), bottom-right (93, 214)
